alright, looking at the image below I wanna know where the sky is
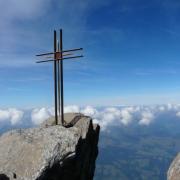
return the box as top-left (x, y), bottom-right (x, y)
top-left (1, 0), bottom-right (180, 108)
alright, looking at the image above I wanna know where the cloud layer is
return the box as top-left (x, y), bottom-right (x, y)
top-left (0, 108), bottom-right (24, 125)
top-left (1, 104), bottom-right (180, 130)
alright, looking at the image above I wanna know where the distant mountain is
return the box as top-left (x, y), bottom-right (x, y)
top-left (94, 116), bottom-right (180, 180)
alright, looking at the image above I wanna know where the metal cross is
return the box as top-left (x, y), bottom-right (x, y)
top-left (36, 29), bottom-right (83, 126)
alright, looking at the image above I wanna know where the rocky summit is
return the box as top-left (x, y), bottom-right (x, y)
top-left (0, 113), bottom-right (100, 180)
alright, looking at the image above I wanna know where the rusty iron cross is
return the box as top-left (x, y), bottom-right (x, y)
top-left (36, 29), bottom-right (83, 126)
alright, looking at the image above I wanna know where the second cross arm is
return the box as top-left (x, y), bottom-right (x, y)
top-left (36, 55), bottom-right (83, 63)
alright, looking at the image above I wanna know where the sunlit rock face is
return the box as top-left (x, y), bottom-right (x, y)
top-left (168, 153), bottom-right (180, 180)
top-left (0, 113), bottom-right (100, 180)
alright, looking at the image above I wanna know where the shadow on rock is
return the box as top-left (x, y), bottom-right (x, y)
top-left (0, 174), bottom-right (10, 180)
top-left (37, 120), bottom-right (100, 180)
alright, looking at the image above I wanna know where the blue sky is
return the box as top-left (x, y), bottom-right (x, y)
top-left (1, 0), bottom-right (180, 107)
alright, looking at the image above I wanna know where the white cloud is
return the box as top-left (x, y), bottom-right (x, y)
top-left (120, 109), bottom-right (133, 125)
top-left (0, 110), bottom-right (10, 121)
top-left (95, 106), bottom-right (138, 128)
top-left (93, 118), bottom-right (100, 124)
top-left (64, 105), bottom-right (80, 113)
top-left (31, 105), bottom-right (80, 125)
top-left (0, 0), bottom-right (53, 68)
top-left (105, 107), bottom-right (121, 116)
top-left (27, 104), bottom-right (180, 129)
top-left (97, 107), bottom-right (121, 130)
top-left (0, 108), bottom-right (23, 125)
top-left (158, 105), bottom-right (166, 112)
top-left (9, 108), bottom-right (24, 125)
top-left (3, 104), bottom-right (180, 130)
top-left (0, 0), bottom-right (51, 23)
top-left (176, 111), bottom-right (180, 117)
top-left (31, 107), bottom-right (52, 125)
top-left (139, 111), bottom-right (154, 126)
top-left (81, 106), bottom-right (98, 116)
top-left (167, 103), bottom-right (173, 111)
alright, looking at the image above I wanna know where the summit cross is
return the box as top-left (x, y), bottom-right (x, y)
top-left (36, 29), bottom-right (83, 126)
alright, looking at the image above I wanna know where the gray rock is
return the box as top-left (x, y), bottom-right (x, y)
top-left (168, 153), bottom-right (180, 180)
top-left (0, 113), bottom-right (100, 180)
top-left (41, 113), bottom-right (85, 127)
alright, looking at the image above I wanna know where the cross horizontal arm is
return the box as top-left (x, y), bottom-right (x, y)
top-left (43, 53), bottom-right (74, 59)
top-left (36, 55), bottom-right (83, 63)
top-left (36, 48), bottom-right (83, 57)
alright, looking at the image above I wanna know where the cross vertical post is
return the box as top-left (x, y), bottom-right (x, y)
top-left (57, 40), bottom-right (61, 121)
top-left (54, 30), bottom-right (58, 125)
top-left (60, 29), bottom-right (64, 125)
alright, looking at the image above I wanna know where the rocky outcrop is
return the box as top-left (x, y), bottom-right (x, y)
top-left (0, 113), bottom-right (100, 180)
top-left (167, 153), bottom-right (180, 180)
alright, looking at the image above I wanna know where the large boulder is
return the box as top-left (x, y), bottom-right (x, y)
top-left (0, 113), bottom-right (100, 180)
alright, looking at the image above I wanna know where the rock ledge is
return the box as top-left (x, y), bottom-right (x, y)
top-left (0, 113), bottom-right (100, 180)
